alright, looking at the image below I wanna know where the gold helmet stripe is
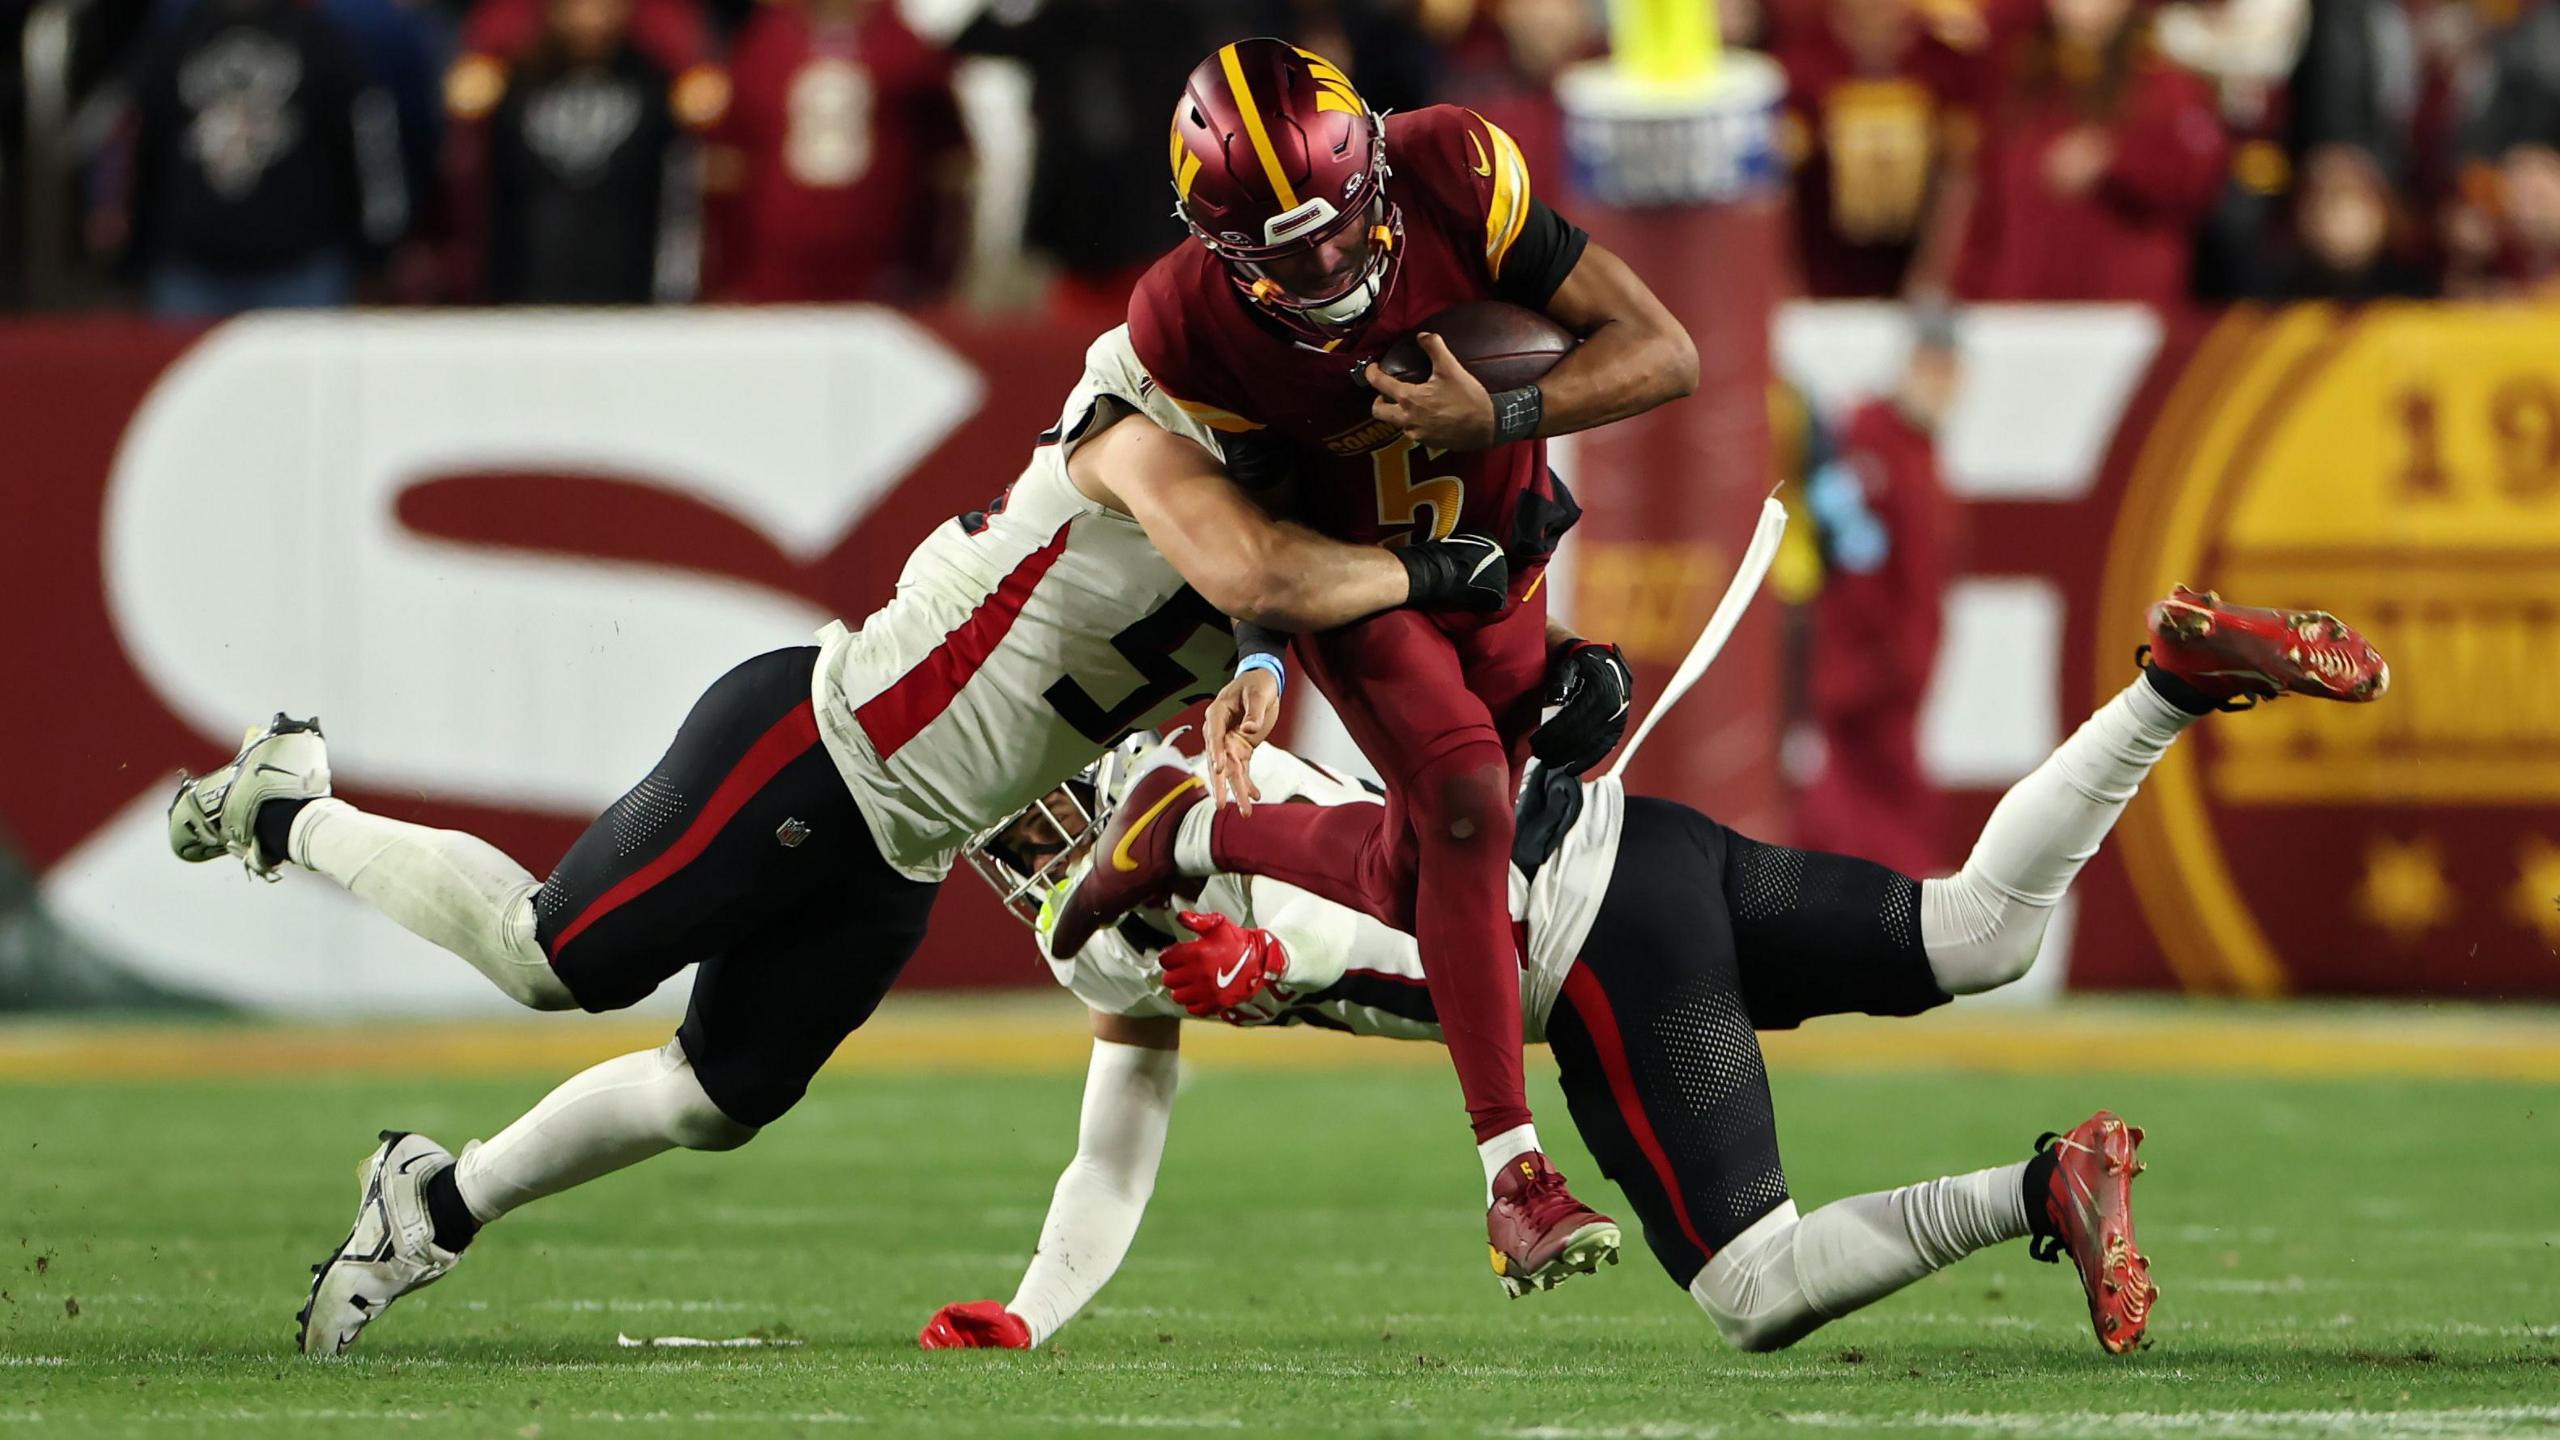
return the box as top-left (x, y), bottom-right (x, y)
top-left (1294, 46), bottom-right (1364, 116)
top-left (1219, 42), bottom-right (1302, 212)
top-left (1171, 121), bottom-right (1205, 199)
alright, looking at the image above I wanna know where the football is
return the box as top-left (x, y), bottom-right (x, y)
top-left (1375, 301), bottom-right (1577, 391)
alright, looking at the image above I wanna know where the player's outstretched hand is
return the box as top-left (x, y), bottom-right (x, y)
top-left (1161, 911), bottom-right (1291, 1022)
top-left (1203, 668), bottom-right (1279, 813)
top-left (1532, 640), bottom-right (1634, 776)
top-left (1365, 333), bottom-right (1496, 451)
top-left (919, 1301), bottom-right (1032, 1350)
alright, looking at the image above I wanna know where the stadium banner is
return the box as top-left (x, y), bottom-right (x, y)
top-left (1, 302), bottom-right (2554, 1013)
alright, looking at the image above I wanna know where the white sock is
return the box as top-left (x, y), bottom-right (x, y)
top-left (289, 798), bottom-right (574, 1011)
top-left (1691, 1162), bottom-right (2032, 1352)
top-left (1478, 1123), bottom-right (1542, 1200)
top-left (1173, 801), bottom-right (1216, 878)
top-left (453, 1040), bottom-right (756, 1225)
top-left (1920, 679), bottom-right (2199, 994)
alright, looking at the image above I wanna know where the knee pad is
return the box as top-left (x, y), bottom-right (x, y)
top-left (1408, 745), bottom-right (1512, 847)
top-left (656, 1040), bottom-right (763, 1151)
top-left (493, 895), bottom-right (581, 1012)
top-left (1688, 1202), bottom-right (1820, 1353)
top-left (498, 969), bottom-right (582, 1013)
top-left (1919, 871), bottom-right (2053, 994)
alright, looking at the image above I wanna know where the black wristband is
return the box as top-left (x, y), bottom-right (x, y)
top-left (1233, 620), bottom-right (1289, 660)
top-left (1489, 384), bottom-right (1543, 446)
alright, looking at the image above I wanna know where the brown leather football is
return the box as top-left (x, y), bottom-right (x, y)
top-left (1375, 302), bottom-right (1576, 391)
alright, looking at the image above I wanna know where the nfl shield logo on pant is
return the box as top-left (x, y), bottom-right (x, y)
top-left (775, 818), bottom-right (811, 848)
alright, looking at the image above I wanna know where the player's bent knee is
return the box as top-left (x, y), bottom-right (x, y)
top-left (1703, 1303), bottom-right (1803, 1354)
top-left (1918, 873), bottom-right (2053, 995)
top-left (1409, 747), bottom-right (1513, 846)
top-left (658, 1044), bottom-right (763, 1150)
top-left (1689, 1204), bottom-right (1825, 1354)
top-left (667, 1102), bottom-right (759, 1152)
top-left (494, 965), bottom-right (580, 1012)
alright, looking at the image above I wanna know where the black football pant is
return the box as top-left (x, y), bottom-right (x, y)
top-left (532, 647), bottom-right (940, 1128)
top-left (1545, 797), bottom-right (1950, 1288)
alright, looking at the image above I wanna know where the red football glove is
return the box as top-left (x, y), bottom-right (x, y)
top-left (918, 1300), bottom-right (1032, 1350)
top-left (1159, 911), bottom-right (1291, 1021)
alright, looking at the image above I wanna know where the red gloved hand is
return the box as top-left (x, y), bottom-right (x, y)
top-left (1159, 911), bottom-right (1291, 1021)
top-left (918, 1300), bottom-right (1032, 1350)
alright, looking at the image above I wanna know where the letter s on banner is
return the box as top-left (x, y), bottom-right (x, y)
top-left (45, 310), bottom-right (980, 1014)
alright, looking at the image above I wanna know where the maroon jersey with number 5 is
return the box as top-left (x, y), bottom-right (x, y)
top-left (1126, 104), bottom-right (1587, 576)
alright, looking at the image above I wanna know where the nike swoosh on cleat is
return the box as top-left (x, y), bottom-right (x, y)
top-left (253, 764), bottom-right (302, 778)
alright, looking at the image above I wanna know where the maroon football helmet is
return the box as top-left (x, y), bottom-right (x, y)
top-left (1168, 38), bottom-right (1403, 342)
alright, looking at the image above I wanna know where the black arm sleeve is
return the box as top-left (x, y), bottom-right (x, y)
top-left (1492, 198), bottom-right (1589, 312)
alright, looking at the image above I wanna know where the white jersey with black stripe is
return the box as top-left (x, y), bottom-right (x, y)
top-left (809, 328), bottom-right (1237, 880)
top-left (1049, 747), bottom-right (1627, 1041)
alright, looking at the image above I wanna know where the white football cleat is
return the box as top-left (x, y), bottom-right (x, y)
top-left (167, 713), bottom-right (330, 879)
top-left (297, 1130), bottom-right (462, 1357)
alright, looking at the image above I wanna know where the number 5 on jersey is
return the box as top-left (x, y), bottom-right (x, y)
top-left (1374, 439), bottom-right (1464, 547)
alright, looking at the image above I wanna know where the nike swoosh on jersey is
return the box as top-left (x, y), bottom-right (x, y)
top-left (1111, 775), bottom-right (1204, 873)
top-left (1465, 131), bottom-right (1492, 177)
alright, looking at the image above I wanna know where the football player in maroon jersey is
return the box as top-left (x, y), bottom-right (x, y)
top-left (1048, 38), bottom-right (1700, 1297)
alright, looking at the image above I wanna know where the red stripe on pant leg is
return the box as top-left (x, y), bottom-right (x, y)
top-left (856, 523), bottom-right (1070, 759)
top-left (548, 704), bottom-right (822, 955)
top-left (1559, 962), bottom-right (1715, 1263)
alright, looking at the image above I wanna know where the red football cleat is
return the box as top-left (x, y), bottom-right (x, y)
top-left (2141, 586), bottom-right (2389, 709)
top-left (2031, 1110), bottom-right (2157, 1355)
top-left (1045, 758), bottom-right (1205, 960)
top-left (918, 1300), bottom-right (1032, 1350)
top-left (1487, 1152), bottom-right (1621, 1298)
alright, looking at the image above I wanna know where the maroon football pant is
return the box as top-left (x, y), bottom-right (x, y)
top-left (1209, 584), bottom-right (1550, 1142)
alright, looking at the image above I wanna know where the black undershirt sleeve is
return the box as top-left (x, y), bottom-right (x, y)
top-left (1491, 198), bottom-right (1590, 312)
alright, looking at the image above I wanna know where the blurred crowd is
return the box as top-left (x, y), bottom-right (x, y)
top-left (1, 0), bottom-right (2555, 315)
top-left (1761, 0), bottom-right (2560, 304)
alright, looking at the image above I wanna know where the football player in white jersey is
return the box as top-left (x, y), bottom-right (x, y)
top-left (921, 589), bottom-right (2392, 1357)
top-left (162, 327), bottom-right (1540, 1356)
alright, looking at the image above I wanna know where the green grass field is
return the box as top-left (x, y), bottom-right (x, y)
top-left (2, 1013), bottom-right (2557, 1439)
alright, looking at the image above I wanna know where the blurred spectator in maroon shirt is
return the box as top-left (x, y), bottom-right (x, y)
top-left (706, 0), bottom-right (967, 304)
top-left (1773, 0), bottom-right (1993, 299)
top-left (1959, 0), bottom-right (2229, 305)
top-left (450, 0), bottom-right (700, 303)
top-left (1794, 309), bottom-right (1961, 879)
top-left (2266, 143), bottom-right (2438, 297)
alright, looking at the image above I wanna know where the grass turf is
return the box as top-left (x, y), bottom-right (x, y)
top-left (2, 1045), bottom-right (2556, 1438)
